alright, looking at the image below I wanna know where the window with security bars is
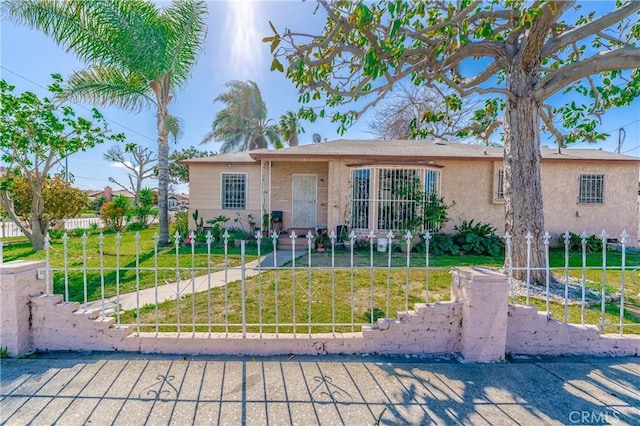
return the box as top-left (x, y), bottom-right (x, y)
top-left (351, 169), bottom-right (370, 229)
top-left (350, 167), bottom-right (441, 232)
top-left (496, 170), bottom-right (504, 200)
top-left (221, 173), bottom-right (247, 209)
top-left (579, 174), bottom-right (604, 204)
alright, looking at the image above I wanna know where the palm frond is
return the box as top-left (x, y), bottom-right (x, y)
top-left (4, 0), bottom-right (144, 73)
top-left (165, 114), bottom-right (184, 143)
top-left (60, 65), bottom-right (154, 112)
top-left (160, 0), bottom-right (207, 87)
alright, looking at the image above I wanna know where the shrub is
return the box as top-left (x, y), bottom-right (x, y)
top-left (71, 228), bottom-right (87, 238)
top-left (227, 226), bottom-right (252, 242)
top-left (131, 188), bottom-right (156, 228)
top-left (353, 237), bottom-right (372, 251)
top-left (48, 229), bottom-right (65, 240)
top-left (453, 220), bottom-right (504, 256)
top-left (206, 215), bottom-right (230, 241)
top-left (126, 222), bottom-right (147, 232)
top-left (100, 195), bottom-right (131, 232)
top-left (566, 232), bottom-right (604, 252)
top-left (428, 233), bottom-right (459, 256)
top-left (88, 222), bottom-right (100, 234)
top-left (363, 308), bottom-right (386, 323)
top-left (170, 211), bottom-right (189, 240)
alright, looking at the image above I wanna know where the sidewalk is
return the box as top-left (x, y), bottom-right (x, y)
top-left (1, 353), bottom-right (638, 425)
top-left (85, 250), bottom-right (295, 313)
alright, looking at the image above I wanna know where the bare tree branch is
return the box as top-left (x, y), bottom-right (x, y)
top-left (541, 1), bottom-right (640, 58)
top-left (534, 46), bottom-right (640, 99)
top-left (539, 105), bottom-right (564, 146)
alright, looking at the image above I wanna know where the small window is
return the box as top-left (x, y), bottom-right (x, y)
top-left (579, 174), bottom-right (604, 204)
top-left (221, 173), bottom-right (247, 209)
top-left (496, 170), bottom-right (505, 201)
top-left (425, 169), bottom-right (439, 196)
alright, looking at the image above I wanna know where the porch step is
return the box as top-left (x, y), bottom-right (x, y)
top-left (278, 231), bottom-right (314, 250)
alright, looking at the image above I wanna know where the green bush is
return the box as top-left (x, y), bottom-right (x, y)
top-left (567, 232), bottom-right (604, 252)
top-left (71, 228), bottom-right (87, 238)
top-left (363, 307), bottom-right (386, 323)
top-left (126, 222), bottom-right (147, 232)
top-left (453, 220), bottom-right (503, 256)
top-left (353, 237), bottom-right (372, 252)
top-left (429, 233), bottom-right (459, 256)
top-left (206, 215), bottom-right (230, 241)
top-left (227, 226), bottom-right (252, 242)
top-left (100, 195), bottom-right (131, 232)
top-left (48, 229), bottom-right (65, 240)
top-left (171, 211), bottom-right (189, 239)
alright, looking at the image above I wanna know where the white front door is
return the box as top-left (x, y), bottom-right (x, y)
top-left (292, 174), bottom-right (317, 228)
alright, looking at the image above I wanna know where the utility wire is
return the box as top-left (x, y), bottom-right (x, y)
top-left (1, 65), bottom-right (157, 144)
top-left (602, 119), bottom-right (640, 135)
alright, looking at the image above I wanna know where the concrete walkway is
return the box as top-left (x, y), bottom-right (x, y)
top-left (1, 353), bottom-right (639, 425)
top-left (85, 250), bottom-right (295, 313)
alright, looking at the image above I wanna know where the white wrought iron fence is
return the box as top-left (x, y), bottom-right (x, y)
top-left (0, 216), bottom-right (105, 239)
top-left (35, 228), bottom-right (639, 337)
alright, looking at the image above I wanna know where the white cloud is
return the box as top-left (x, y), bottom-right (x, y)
top-left (110, 161), bottom-right (133, 169)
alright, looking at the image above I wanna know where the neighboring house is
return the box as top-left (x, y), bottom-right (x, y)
top-left (168, 193), bottom-right (189, 209)
top-left (183, 139), bottom-right (640, 244)
top-left (87, 186), bottom-right (136, 203)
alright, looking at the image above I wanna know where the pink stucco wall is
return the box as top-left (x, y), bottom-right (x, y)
top-left (2, 261), bottom-right (638, 360)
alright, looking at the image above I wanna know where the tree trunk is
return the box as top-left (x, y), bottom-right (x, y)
top-left (503, 69), bottom-right (547, 284)
top-left (152, 75), bottom-right (172, 245)
top-left (30, 184), bottom-right (46, 251)
top-left (157, 108), bottom-right (170, 244)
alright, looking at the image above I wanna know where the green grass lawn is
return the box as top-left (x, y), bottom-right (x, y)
top-left (1, 227), bottom-right (263, 302)
top-left (120, 246), bottom-right (639, 334)
top-left (4, 231), bottom-right (638, 333)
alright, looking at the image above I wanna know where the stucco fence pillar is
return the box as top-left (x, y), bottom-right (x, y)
top-left (450, 267), bottom-right (510, 362)
top-left (0, 260), bottom-right (46, 357)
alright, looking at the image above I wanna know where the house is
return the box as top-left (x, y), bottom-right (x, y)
top-left (183, 139), bottom-right (640, 244)
top-left (168, 193), bottom-right (189, 209)
top-left (87, 186), bottom-right (136, 203)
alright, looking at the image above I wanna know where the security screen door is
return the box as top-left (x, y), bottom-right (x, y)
top-left (292, 174), bottom-right (317, 228)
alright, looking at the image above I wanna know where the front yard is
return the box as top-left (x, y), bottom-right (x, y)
top-left (3, 229), bottom-right (638, 333)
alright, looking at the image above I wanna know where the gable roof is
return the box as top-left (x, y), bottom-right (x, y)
top-left (182, 139), bottom-right (640, 165)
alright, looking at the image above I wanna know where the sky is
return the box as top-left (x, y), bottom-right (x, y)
top-left (1, 0), bottom-right (639, 195)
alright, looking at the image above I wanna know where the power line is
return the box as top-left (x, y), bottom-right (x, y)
top-left (1, 65), bottom-right (157, 144)
top-left (621, 145), bottom-right (639, 154)
top-left (601, 119), bottom-right (640, 135)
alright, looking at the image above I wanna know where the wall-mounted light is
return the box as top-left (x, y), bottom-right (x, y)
top-left (226, 163), bottom-right (233, 168)
top-left (320, 178), bottom-right (325, 183)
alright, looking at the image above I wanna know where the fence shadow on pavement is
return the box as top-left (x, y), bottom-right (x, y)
top-left (1, 354), bottom-right (638, 425)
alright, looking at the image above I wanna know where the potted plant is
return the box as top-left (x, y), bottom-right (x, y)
top-left (314, 232), bottom-right (331, 252)
top-left (262, 213), bottom-right (270, 237)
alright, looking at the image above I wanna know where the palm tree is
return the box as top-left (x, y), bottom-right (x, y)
top-left (202, 80), bottom-right (282, 153)
top-left (5, 0), bottom-right (207, 245)
top-left (279, 110), bottom-right (304, 147)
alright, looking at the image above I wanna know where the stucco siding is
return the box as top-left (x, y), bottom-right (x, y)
top-left (187, 152), bottom-right (638, 244)
top-left (266, 161), bottom-right (329, 230)
top-left (438, 160), bottom-right (504, 233)
top-left (541, 162), bottom-right (638, 242)
top-left (188, 163), bottom-right (262, 230)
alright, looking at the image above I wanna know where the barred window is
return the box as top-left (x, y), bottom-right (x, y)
top-left (221, 173), bottom-right (247, 209)
top-left (425, 169), bottom-right (439, 196)
top-left (351, 169), bottom-right (370, 229)
top-left (579, 174), bottom-right (604, 204)
top-left (350, 167), bottom-right (441, 232)
top-left (496, 170), bottom-right (504, 200)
